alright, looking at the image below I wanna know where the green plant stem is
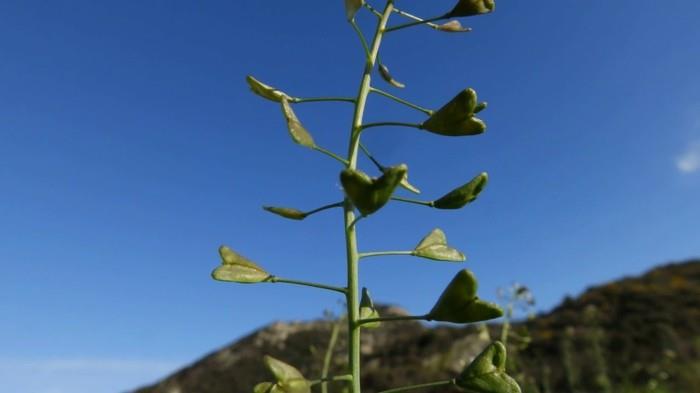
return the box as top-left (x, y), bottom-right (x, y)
top-left (390, 196), bottom-right (434, 207)
top-left (385, 15), bottom-right (446, 33)
top-left (501, 303), bottom-right (513, 345)
top-left (359, 250), bottom-right (414, 259)
top-left (305, 201), bottom-right (344, 217)
top-left (311, 374), bottom-right (353, 386)
top-left (313, 146), bottom-right (350, 165)
top-left (268, 276), bottom-right (347, 294)
top-left (359, 143), bottom-right (384, 171)
top-left (357, 314), bottom-right (428, 327)
top-left (370, 87), bottom-right (433, 115)
top-left (321, 318), bottom-right (343, 393)
top-left (376, 379), bottom-right (455, 393)
top-left (361, 121), bottom-right (422, 130)
top-left (351, 20), bottom-right (372, 60)
top-left (363, 2), bottom-right (383, 18)
top-left (292, 96), bottom-right (356, 104)
top-left (345, 3), bottom-right (394, 393)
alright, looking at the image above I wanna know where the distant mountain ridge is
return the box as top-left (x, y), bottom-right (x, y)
top-left (134, 260), bottom-right (700, 393)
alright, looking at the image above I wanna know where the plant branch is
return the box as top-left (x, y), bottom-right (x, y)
top-left (313, 146), bottom-right (350, 165)
top-left (385, 15), bottom-right (446, 33)
top-left (390, 196), bottom-right (435, 207)
top-left (268, 276), bottom-right (347, 294)
top-left (357, 314), bottom-right (429, 326)
top-left (305, 201), bottom-right (345, 217)
top-left (292, 96), bottom-right (356, 104)
top-left (320, 317), bottom-right (344, 393)
top-left (312, 374), bottom-right (353, 387)
top-left (351, 19), bottom-right (372, 60)
top-left (359, 250), bottom-right (414, 259)
top-left (363, 2), bottom-right (383, 18)
top-left (370, 87), bottom-right (433, 115)
top-left (361, 121), bottom-right (422, 130)
top-left (376, 379), bottom-right (455, 393)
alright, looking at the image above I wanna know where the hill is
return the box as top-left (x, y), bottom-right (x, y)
top-left (133, 260), bottom-right (700, 393)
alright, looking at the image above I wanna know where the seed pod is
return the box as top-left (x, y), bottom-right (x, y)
top-left (378, 63), bottom-right (406, 89)
top-left (212, 246), bottom-right (269, 283)
top-left (420, 88), bottom-right (486, 136)
top-left (263, 206), bottom-right (308, 220)
top-left (340, 164), bottom-right (407, 216)
top-left (447, 0), bottom-right (496, 18)
top-left (360, 287), bottom-right (381, 328)
top-left (427, 269), bottom-right (503, 323)
top-left (263, 356), bottom-right (311, 393)
top-left (246, 75), bottom-right (292, 103)
top-left (433, 172), bottom-right (488, 209)
top-left (413, 228), bottom-right (466, 262)
top-left (344, 0), bottom-right (364, 21)
top-left (455, 341), bottom-right (521, 393)
top-left (474, 101), bottom-right (488, 113)
top-left (436, 20), bottom-right (472, 33)
top-left (281, 98), bottom-right (315, 148)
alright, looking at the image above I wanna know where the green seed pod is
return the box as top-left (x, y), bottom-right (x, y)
top-left (246, 75), bottom-right (292, 103)
top-left (474, 101), bottom-right (488, 113)
top-left (455, 341), bottom-right (521, 393)
top-left (340, 164), bottom-right (407, 216)
top-left (413, 228), bottom-right (466, 262)
top-left (344, 0), bottom-right (364, 21)
top-left (420, 88), bottom-right (486, 136)
top-left (263, 206), bottom-right (308, 220)
top-left (360, 287), bottom-right (381, 328)
top-left (254, 382), bottom-right (280, 393)
top-left (378, 63), bottom-right (406, 89)
top-left (263, 356), bottom-right (311, 393)
top-left (436, 20), bottom-right (472, 33)
top-left (281, 98), bottom-right (315, 148)
top-left (433, 172), bottom-right (488, 209)
top-left (386, 166), bottom-right (420, 194)
top-left (427, 269), bottom-right (503, 323)
top-left (447, 0), bottom-right (496, 18)
top-left (212, 246), bottom-right (270, 283)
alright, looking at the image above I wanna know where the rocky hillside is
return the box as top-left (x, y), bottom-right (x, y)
top-left (134, 260), bottom-right (700, 393)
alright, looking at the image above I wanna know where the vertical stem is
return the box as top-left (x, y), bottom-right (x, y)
top-left (344, 2), bottom-right (394, 393)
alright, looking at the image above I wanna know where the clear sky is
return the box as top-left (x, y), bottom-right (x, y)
top-left (1, 1), bottom-right (699, 392)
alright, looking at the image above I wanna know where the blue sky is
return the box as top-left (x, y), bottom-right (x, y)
top-left (1, 1), bottom-right (699, 392)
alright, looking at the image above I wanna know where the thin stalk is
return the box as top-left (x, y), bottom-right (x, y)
top-left (359, 143), bottom-right (384, 171)
top-left (359, 250), bottom-right (414, 259)
top-left (361, 121), bottom-right (422, 130)
top-left (385, 15), bottom-right (446, 33)
top-left (500, 303), bottom-right (513, 346)
top-left (313, 146), bottom-right (350, 165)
top-left (376, 379), bottom-right (455, 393)
top-left (293, 96), bottom-right (356, 104)
top-left (363, 2), bottom-right (383, 18)
top-left (311, 374), bottom-right (353, 386)
top-left (390, 196), bottom-right (435, 207)
top-left (305, 201), bottom-right (344, 217)
top-left (344, 3), bottom-right (394, 393)
top-left (268, 276), bottom-right (347, 294)
top-left (393, 8), bottom-right (457, 31)
top-left (351, 20), bottom-right (372, 60)
top-left (357, 314), bottom-right (428, 327)
top-left (321, 317), bottom-right (343, 393)
top-left (370, 87), bottom-right (433, 115)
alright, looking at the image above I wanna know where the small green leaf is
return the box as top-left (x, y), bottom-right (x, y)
top-left (428, 269), bottom-right (503, 323)
top-left (263, 356), bottom-right (311, 393)
top-left (413, 228), bottom-right (466, 262)
top-left (212, 246), bottom-right (269, 283)
top-left (420, 88), bottom-right (486, 136)
top-left (246, 75), bottom-right (292, 103)
top-left (378, 63), bottom-right (406, 89)
top-left (263, 206), bottom-right (308, 220)
top-left (344, 0), bottom-right (364, 20)
top-left (433, 172), bottom-right (488, 209)
top-left (360, 287), bottom-right (381, 328)
top-left (436, 20), bottom-right (472, 33)
top-left (281, 98), bottom-right (315, 148)
top-left (340, 164), bottom-right (407, 216)
top-left (447, 0), bottom-right (496, 18)
top-left (455, 341), bottom-right (521, 393)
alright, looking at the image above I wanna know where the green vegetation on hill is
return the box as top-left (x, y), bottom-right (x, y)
top-left (135, 260), bottom-right (700, 393)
